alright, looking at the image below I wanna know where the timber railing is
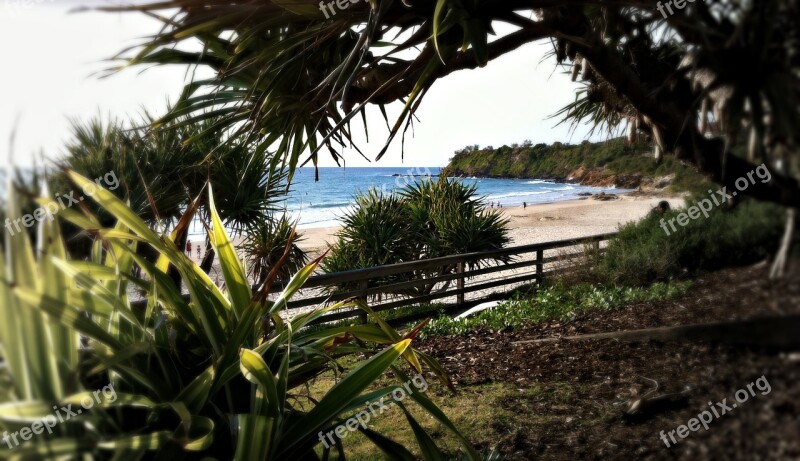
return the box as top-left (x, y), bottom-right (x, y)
top-left (129, 233), bottom-right (615, 326)
top-left (270, 232), bottom-right (616, 326)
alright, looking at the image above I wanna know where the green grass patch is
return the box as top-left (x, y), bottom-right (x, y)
top-left (378, 303), bottom-right (449, 322)
top-left (300, 303), bottom-right (448, 335)
top-left (422, 281), bottom-right (692, 337)
top-left (305, 370), bottom-right (582, 461)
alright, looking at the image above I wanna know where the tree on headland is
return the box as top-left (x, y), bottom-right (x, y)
top-left (104, 0), bottom-right (799, 272)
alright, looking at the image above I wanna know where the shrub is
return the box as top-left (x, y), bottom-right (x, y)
top-left (594, 198), bottom-right (785, 286)
top-left (242, 214), bottom-right (308, 285)
top-left (324, 177), bottom-right (510, 296)
top-left (52, 117), bottom-right (289, 262)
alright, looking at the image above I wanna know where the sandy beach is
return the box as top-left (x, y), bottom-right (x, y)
top-left (181, 193), bottom-right (685, 302)
top-left (296, 193), bottom-right (685, 256)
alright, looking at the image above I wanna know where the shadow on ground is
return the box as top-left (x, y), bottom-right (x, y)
top-left (419, 263), bottom-right (800, 460)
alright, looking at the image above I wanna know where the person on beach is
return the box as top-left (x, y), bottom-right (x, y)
top-left (186, 241), bottom-right (192, 256)
top-left (648, 201), bottom-right (671, 217)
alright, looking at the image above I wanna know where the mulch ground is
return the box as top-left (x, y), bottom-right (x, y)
top-left (418, 263), bottom-right (800, 460)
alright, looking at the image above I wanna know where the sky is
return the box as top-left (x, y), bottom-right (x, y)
top-left (0, 1), bottom-right (599, 169)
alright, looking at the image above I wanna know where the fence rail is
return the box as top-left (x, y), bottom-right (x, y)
top-left (130, 233), bottom-right (616, 325)
top-left (272, 232), bottom-right (617, 325)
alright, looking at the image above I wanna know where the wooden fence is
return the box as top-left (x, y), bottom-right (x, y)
top-left (270, 233), bottom-right (617, 326)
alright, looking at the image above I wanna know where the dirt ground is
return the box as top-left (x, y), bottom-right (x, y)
top-left (418, 264), bottom-right (800, 460)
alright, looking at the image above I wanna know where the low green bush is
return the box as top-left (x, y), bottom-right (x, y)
top-left (594, 198), bottom-right (785, 286)
top-left (242, 213), bottom-right (308, 285)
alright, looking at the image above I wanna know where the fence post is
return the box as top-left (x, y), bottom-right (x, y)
top-left (456, 262), bottom-right (465, 306)
top-left (358, 280), bottom-right (369, 324)
top-left (536, 249), bottom-right (544, 285)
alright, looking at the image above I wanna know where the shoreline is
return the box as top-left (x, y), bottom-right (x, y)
top-left (295, 192), bottom-right (685, 258)
top-left (178, 192), bottom-right (685, 292)
top-left (182, 192), bottom-right (684, 265)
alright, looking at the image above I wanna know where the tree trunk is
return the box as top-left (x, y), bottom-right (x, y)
top-left (568, 26), bottom-right (800, 209)
top-left (168, 227), bottom-right (189, 292)
top-left (770, 208), bottom-right (797, 279)
top-left (699, 98), bottom-right (709, 134)
top-left (201, 238), bottom-right (216, 274)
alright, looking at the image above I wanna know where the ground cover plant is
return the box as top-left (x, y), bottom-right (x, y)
top-left (423, 281), bottom-right (692, 337)
top-left (307, 264), bottom-right (800, 460)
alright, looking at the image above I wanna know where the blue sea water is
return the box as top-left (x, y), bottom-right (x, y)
top-left (282, 167), bottom-right (629, 229)
top-left (2, 166), bottom-right (630, 236)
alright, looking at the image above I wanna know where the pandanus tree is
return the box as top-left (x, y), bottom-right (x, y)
top-left (55, 117), bottom-right (188, 230)
top-left (104, 0), bottom-right (799, 274)
top-left (324, 177), bottom-right (510, 297)
top-left (0, 171), bottom-right (484, 459)
top-left (55, 116), bottom-right (296, 276)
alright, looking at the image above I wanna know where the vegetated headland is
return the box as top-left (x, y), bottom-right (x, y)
top-left (442, 138), bottom-right (705, 193)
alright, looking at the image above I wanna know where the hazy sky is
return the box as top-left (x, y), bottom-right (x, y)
top-left (1, 1), bottom-right (598, 169)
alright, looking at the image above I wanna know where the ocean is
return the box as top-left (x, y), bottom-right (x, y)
top-left (282, 167), bottom-right (629, 229)
top-left (0, 166), bottom-right (628, 236)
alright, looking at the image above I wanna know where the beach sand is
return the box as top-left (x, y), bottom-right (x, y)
top-left (296, 193), bottom-right (685, 256)
top-left (178, 193), bottom-right (685, 314)
top-left (181, 193), bottom-right (685, 299)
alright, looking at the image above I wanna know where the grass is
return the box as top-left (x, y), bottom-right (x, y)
top-left (304, 353), bottom-right (609, 460)
top-left (299, 280), bottom-right (693, 458)
top-left (303, 354), bottom-right (483, 460)
top-left (378, 302), bottom-right (449, 322)
top-left (305, 358), bottom-right (584, 460)
top-left (300, 302), bottom-right (450, 336)
top-left (303, 280), bottom-right (692, 338)
top-left (422, 281), bottom-right (693, 337)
